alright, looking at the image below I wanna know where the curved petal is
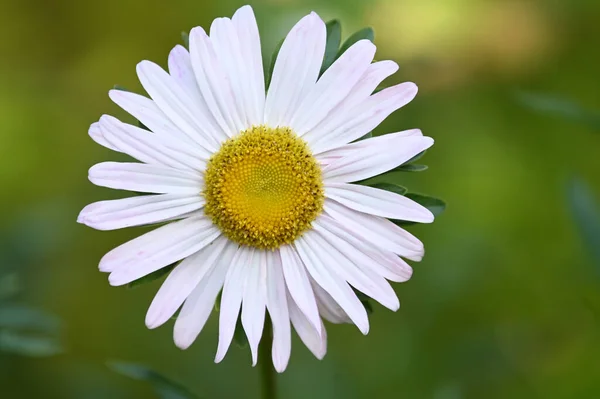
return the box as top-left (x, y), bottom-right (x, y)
top-left (279, 245), bottom-right (322, 336)
top-left (102, 215), bottom-right (221, 285)
top-left (232, 5), bottom-right (265, 126)
top-left (288, 292), bottom-right (327, 360)
top-left (99, 115), bottom-right (208, 172)
top-left (88, 162), bottom-right (203, 195)
top-left (77, 194), bottom-right (204, 231)
top-left (264, 12), bottom-right (326, 128)
top-left (137, 60), bottom-right (223, 150)
top-left (310, 278), bottom-right (351, 324)
top-left (241, 249), bottom-right (266, 366)
top-left (324, 199), bottom-right (423, 261)
top-left (168, 45), bottom-right (204, 103)
top-left (189, 26), bottom-right (242, 137)
top-left (108, 89), bottom-right (192, 144)
top-left (89, 121), bottom-right (119, 151)
top-left (291, 40), bottom-right (376, 135)
top-left (310, 219), bottom-right (400, 311)
top-left (294, 232), bottom-right (369, 334)
top-left (266, 250), bottom-right (291, 373)
top-left (322, 134), bottom-right (434, 183)
top-left (325, 182), bottom-right (434, 223)
top-left (145, 236), bottom-right (229, 329)
top-left (215, 246), bottom-right (253, 363)
top-left (306, 82), bottom-right (419, 154)
top-left (174, 239), bottom-right (237, 349)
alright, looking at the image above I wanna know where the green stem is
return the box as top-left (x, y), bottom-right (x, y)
top-left (259, 317), bottom-right (276, 399)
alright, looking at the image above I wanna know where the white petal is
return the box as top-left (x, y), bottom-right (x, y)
top-left (210, 17), bottom-right (252, 130)
top-left (291, 40), bottom-right (376, 135)
top-left (288, 292), bottom-right (327, 359)
top-left (215, 246), bottom-right (252, 363)
top-left (325, 199), bottom-right (423, 262)
top-left (264, 12), bottom-right (326, 127)
top-left (145, 236), bottom-right (229, 329)
top-left (108, 89), bottom-right (191, 144)
top-left (325, 182), bottom-right (434, 223)
top-left (89, 121), bottom-right (119, 151)
top-left (307, 82), bottom-right (419, 154)
top-left (136, 60), bottom-right (223, 151)
top-left (316, 212), bottom-right (413, 283)
top-left (266, 250), bottom-right (291, 373)
top-left (294, 232), bottom-right (369, 334)
top-left (310, 278), bottom-right (351, 324)
top-left (279, 245), bottom-right (321, 336)
top-left (174, 239), bottom-right (238, 349)
top-left (77, 194), bottom-right (204, 231)
top-left (99, 115), bottom-right (208, 172)
top-left (88, 162), bottom-right (203, 195)
top-left (241, 249), bottom-right (266, 366)
top-left (168, 45), bottom-right (204, 102)
top-left (232, 5), bottom-right (265, 126)
top-left (102, 215), bottom-right (221, 284)
top-left (322, 133), bottom-right (434, 183)
top-left (189, 26), bottom-right (242, 136)
top-left (309, 219), bottom-right (399, 311)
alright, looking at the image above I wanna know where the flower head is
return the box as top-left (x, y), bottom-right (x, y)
top-left (79, 5), bottom-right (435, 372)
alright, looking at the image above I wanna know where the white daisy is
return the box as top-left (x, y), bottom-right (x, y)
top-left (79, 5), bottom-right (435, 372)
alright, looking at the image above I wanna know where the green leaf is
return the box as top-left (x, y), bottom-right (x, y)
top-left (405, 193), bottom-right (446, 217)
top-left (356, 131), bottom-right (373, 141)
top-left (392, 164), bottom-right (428, 172)
top-left (181, 31), bottom-right (190, 49)
top-left (405, 150), bottom-right (426, 164)
top-left (353, 289), bottom-right (374, 314)
top-left (516, 91), bottom-right (600, 131)
top-left (0, 272), bottom-right (19, 300)
top-left (138, 120), bottom-right (150, 131)
top-left (320, 20), bottom-right (342, 75)
top-left (0, 304), bottom-right (63, 357)
top-left (113, 85), bottom-right (129, 92)
top-left (369, 182), bottom-right (407, 196)
top-left (337, 27), bottom-right (374, 59)
top-left (265, 39), bottom-right (284, 91)
top-left (233, 316), bottom-right (248, 348)
top-left (0, 330), bottom-right (63, 357)
top-left (107, 361), bottom-right (199, 399)
top-left (127, 264), bottom-right (175, 289)
top-left (566, 177), bottom-right (600, 269)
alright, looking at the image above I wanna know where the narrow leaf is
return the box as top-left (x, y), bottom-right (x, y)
top-left (127, 264), bottom-right (176, 289)
top-left (369, 182), bottom-right (407, 196)
top-left (516, 91), bottom-right (600, 131)
top-left (405, 150), bottom-right (426, 164)
top-left (0, 304), bottom-right (61, 333)
top-left (337, 27), bottom-right (374, 59)
top-left (320, 20), bottom-right (342, 75)
top-left (107, 361), bottom-right (199, 399)
top-left (566, 177), bottom-right (600, 269)
top-left (0, 330), bottom-right (63, 357)
top-left (181, 31), bottom-right (190, 49)
top-left (392, 164), bottom-right (428, 172)
top-left (405, 193), bottom-right (446, 217)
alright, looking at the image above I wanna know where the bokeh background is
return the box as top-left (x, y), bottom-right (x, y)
top-left (1, 0), bottom-right (600, 397)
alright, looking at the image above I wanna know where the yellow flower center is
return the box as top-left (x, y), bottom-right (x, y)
top-left (203, 125), bottom-right (324, 249)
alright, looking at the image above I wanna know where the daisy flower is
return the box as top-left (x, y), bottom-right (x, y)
top-left (79, 5), bottom-right (435, 372)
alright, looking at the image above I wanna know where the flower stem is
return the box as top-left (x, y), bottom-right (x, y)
top-left (260, 317), bottom-right (276, 399)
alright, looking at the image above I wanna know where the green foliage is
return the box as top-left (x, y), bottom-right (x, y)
top-left (566, 177), bottom-right (600, 269)
top-left (127, 264), bottom-right (176, 289)
top-left (181, 31), bottom-right (190, 49)
top-left (353, 289), bottom-right (374, 314)
top-left (369, 182), bottom-right (408, 195)
top-left (516, 91), bottom-right (600, 131)
top-left (0, 304), bottom-right (63, 357)
top-left (405, 193), bottom-right (446, 217)
top-left (320, 20), bottom-right (342, 75)
top-left (391, 164), bottom-right (429, 172)
top-left (337, 27), bottom-right (374, 59)
top-left (107, 361), bottom-right (200, 399)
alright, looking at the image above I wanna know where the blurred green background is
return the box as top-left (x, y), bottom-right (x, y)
top-left (1, 0), bottom-right (600, 397)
